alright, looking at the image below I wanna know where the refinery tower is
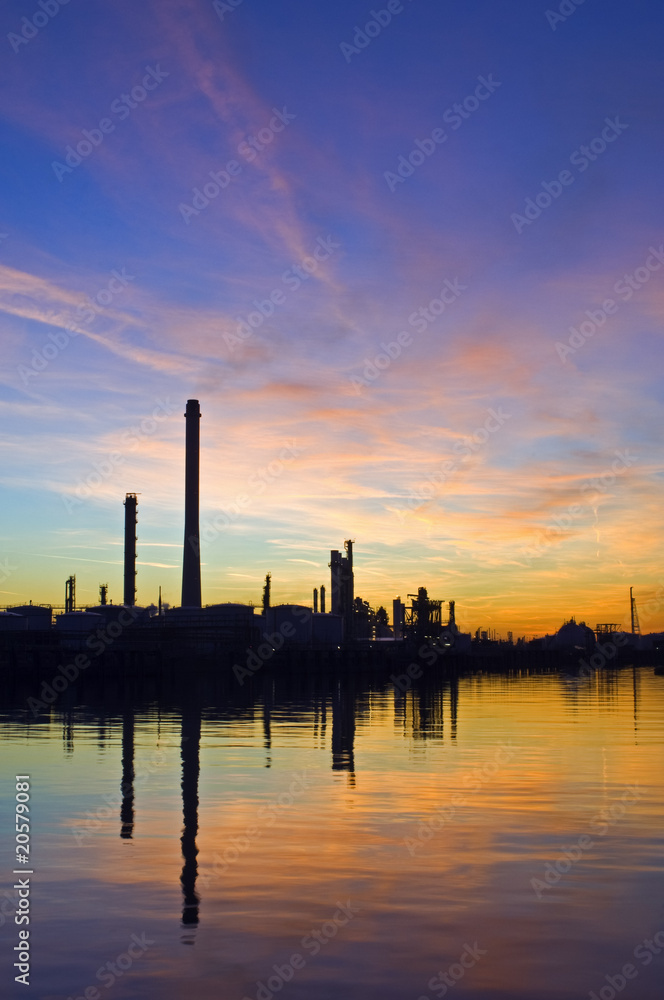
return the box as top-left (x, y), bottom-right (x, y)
top-left (181, 399), bottom-right (202, 608)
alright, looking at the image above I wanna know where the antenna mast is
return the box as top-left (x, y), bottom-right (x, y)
top-left (630, 587), bottom-right (641, 635)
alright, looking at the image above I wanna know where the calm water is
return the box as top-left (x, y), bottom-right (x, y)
top-left (1, 666), bottom-right (663, 1000)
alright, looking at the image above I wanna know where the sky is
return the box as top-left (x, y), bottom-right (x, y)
top-left (1, 0), bottom-right (663, 637)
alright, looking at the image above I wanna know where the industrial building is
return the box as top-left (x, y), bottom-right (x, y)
top-left (3, 398), bottom-right (655, 662)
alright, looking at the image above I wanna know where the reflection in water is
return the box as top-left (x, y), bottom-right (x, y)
top-left (263, 681), bottom-right (273, 768)
top-left (313, 689), bottom-right (327, 751)
top-left (180, 703), bottom-right (201, 940)
top-left (394, 679), bottom-right (458, 743)
top-left (96, 713), bottom-right (107, 753)
top-left (449, 674), bottom-right (458, 741)
top-left (120, 710), bottom-right (135, 839)
top-left (63, 710), bottom-right (74, 757)
top-left (332, 680), bottom-right (355, 784)
top-left (633, 665), bottom-right (639, 741)
top-left (0, 663), bottom-right (662, 999)
top-left (416, 685), bottom-right (441, 740)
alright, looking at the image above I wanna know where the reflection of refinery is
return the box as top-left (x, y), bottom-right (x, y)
top-left (0, 400), bottom-right (662, 660)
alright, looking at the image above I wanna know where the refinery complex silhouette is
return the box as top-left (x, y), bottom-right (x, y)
top-left (0, 400), bottom-right (660, 663)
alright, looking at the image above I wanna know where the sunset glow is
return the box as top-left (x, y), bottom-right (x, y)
top-left (2, 0), bottom-right (663, 637)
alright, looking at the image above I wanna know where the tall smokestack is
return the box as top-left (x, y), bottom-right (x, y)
top-left (181, 399), bottom-right (202, 608)
top-left (124, 493), bottom-right (137, 606)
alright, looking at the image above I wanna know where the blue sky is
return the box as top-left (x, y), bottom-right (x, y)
top-left (1, 0), bottom-right (663, 634)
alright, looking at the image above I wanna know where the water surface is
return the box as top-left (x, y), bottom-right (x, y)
top-left (1, 665), bottom-right (663, 1000)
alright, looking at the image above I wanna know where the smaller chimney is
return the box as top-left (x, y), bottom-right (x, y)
top-left (392, 596), bottom-right (405, 640)
top-left (262, 573), bottom-right (271, 617)
top-left (313, 587), bottom-right (318, 613)
top-left (65, 575), bottom-right (76, 613)
top-left (320, 585), bottom-right (326, 614)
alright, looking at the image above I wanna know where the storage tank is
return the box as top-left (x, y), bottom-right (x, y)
top-left (312, 613), bottom-right (343, 645)
top-left (203, 603), bottom-right (256, 624)
top-left (549, 618), bottom-right (596, 652)
top-left (166, 603), bottom-right (255, 625)
top-left (165, 603), bottom-right (258, 644)
top-left (55, 612), bottom-right (105, 633)
top-left (0, 612), bottom-right (28, 632)
top-left (87, 605), bottom-right (147, 624)
top-left (11, 605), bottom-right (52, 630)
top-left (266, 605), bottom-right (312, 644)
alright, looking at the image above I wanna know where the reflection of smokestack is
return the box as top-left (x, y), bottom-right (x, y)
top-left (180, 706), bottom-right (201, 934)
top-left (263, 691), bottom-right (272, 769)
top-left (120, 710), bottom-right (135, 839)
top-left (332, 680), bottom-right (356, 785)
top-left (124, 494), bottom-right (137, 607)
top-left (181, 400), bottom-right (202, 608)
top-left (449, 675), bottom-right (458, 742)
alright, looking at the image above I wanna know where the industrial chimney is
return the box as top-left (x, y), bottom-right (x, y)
top-left (124, 494), bottom-right (138, 606)
top-left (181, 399), bottom-right (202, 608)
top-left (263, 573), bottom-right (271, 617)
